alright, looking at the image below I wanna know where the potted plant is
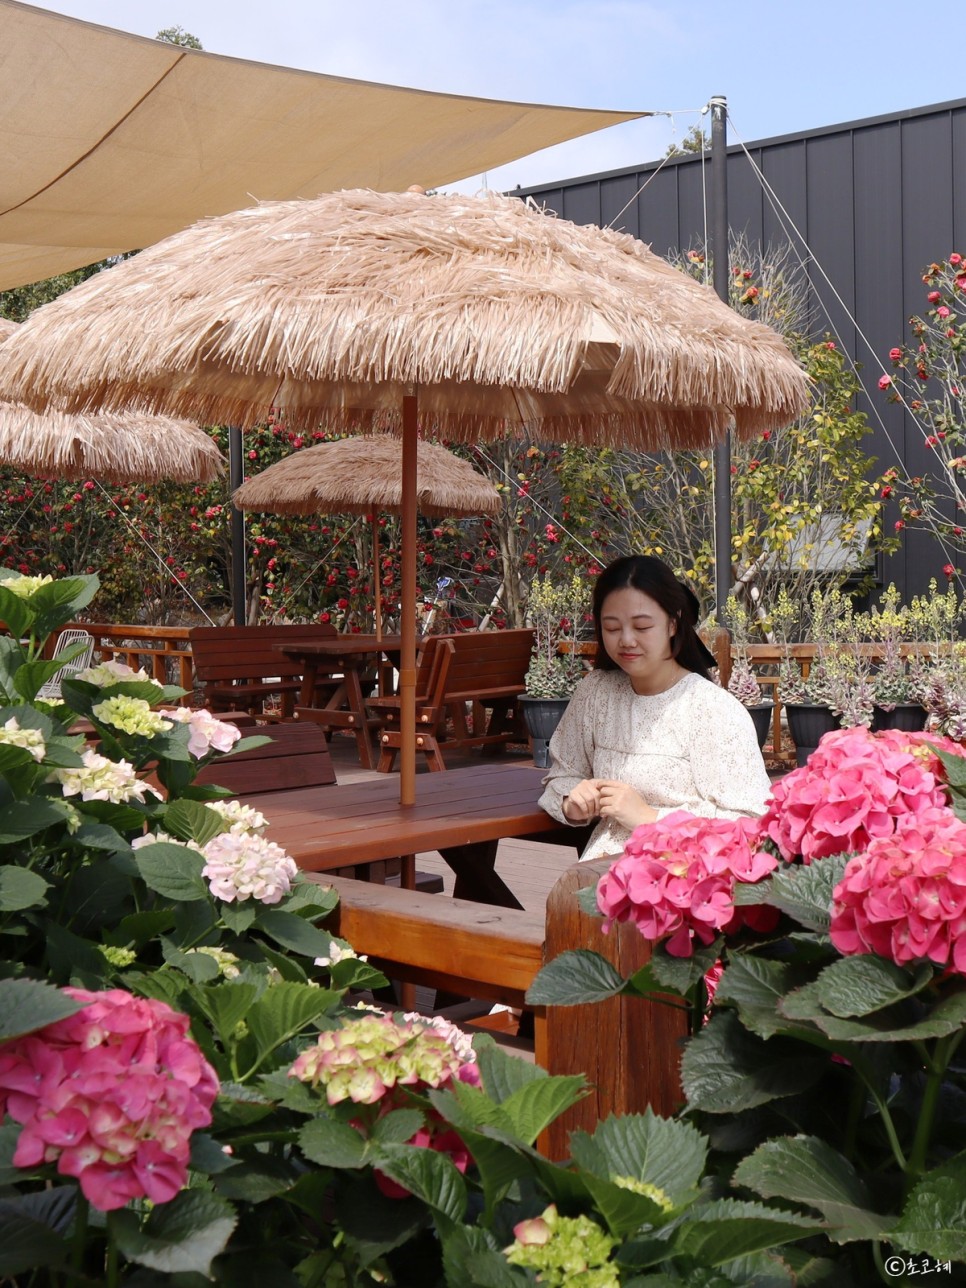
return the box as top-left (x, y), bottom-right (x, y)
top-left (908, 577), bottom-right (966, 737)
top-left (722, 594), bottom-right (773, 749)
top-left (519, 574), bottom-right (588, 767)
top-left (867, 583), bottom-right (928, 731)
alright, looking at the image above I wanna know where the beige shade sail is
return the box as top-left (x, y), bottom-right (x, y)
top-left (0, 0), bottom-right (646, 291)
top-left (0, 186), bottom-right (809, 805)
top-left (0, 317), bottom-right (224, 483)
top-left (0, 188), bottom-right (810, 448)
top-left (232, 436), bottom-right (499, 519)
top-left (233, 435), bottom-right (500, 636)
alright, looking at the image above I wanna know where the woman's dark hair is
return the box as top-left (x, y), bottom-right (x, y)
top-left (591, 555), bottom-right (716, 677)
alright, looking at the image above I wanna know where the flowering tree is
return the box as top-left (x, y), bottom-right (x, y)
top-left (881, 251), bottom-right (966, 574)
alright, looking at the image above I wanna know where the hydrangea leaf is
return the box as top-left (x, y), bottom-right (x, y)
top-left (760, 856), bottom-right (850, 932)
top-left (498, 1075), bottom-right (588, 1145)
top-left (109, 1190), bottom-right (236, 1276)
top-left (782, 985), bottom-right (966, 1042)
top-left (571, 1110), bottom-right (708, 1202)
top-left (0, 865), bottom-right (48, 912)
top-left (21, 575), bottom-right (98, 640)
top-left (0, 798), bottom-right (66, 844)
top-left (475, 1033), bottom-right (549, 1101)
top-left (733, 1135), bottom-right (892, 1243)
top-left (0, 977), bottom-right (83, 1040)
top-left (714, 956), bottom-right (815, 1039)
top-left (255, 909), bottom-right (339, 958)
top-left (891, 1153), bottom-right (966, 1258)
top-left (681, 1011), bottom-right (826, 1112)
top-left (669, 1198), bottom-right (822, 1264)
top-left (245, 982), bottom-right (340, 1063)
top-left (442, 1224), bottom-right (527, 1288)
top-left (163, 798), bottom-right (226, 847)
top-left (575, 1171), bottom-right (679, 1238)
top-left (648, 939), bottom-right (723, 994)
top-left (525, 949), bottom-right (626, 1005)
top-left (134, 841), bottom-right (208, 902)
top-left (370, 1108), bottom-right (425, 1146)
top-left (0, 1187), bottom-right (74, 1277)
top-left (369, 1141), bottom-right (467, 1222)
top-left (812, 955), bottom-right (935, 1018)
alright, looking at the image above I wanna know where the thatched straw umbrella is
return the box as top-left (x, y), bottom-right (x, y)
top-left (233, 435), bottom-right (499, 639)
top-left (0, 319), bottom-right (224, 484)
top-left (0, 188), bottom-right (809, 802)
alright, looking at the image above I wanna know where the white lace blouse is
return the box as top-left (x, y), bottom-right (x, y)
top-left (537, 668), bottom-right (772, 863)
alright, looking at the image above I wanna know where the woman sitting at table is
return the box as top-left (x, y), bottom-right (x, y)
top-left (538, 554), bottom-right (771, 863)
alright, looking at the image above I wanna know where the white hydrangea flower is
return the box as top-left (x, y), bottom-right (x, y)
top-left (206, 798), bottom-right (269, 835)
top-left (0, 573), bottom-right (53, 597)
top-left (0, 716), bottom-right (46, 762)
top-left (132, 830), bottom-right (204, 854)
top-left (159, 707), bottom-right (241, 758)
top-left (315, 940), bottom-right (368, 967)
top-left (91, 695), bottom-right (173, 737)
top-left (399, 1012), bottom-right (477, 1065)
top-left (77, 658), bottom-right (158, 687)
top-left (49, 748), bottom-right (161, 804)
top-left (201, 831), bottom-right (298, 905)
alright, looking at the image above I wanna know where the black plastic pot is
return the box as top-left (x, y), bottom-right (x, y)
top-left (870, 703), bottom-right (929, 733)
top-left (519, 696), bottom-right (571, 768)
top-left (747, 702), bottom-right (774, 750)
top-left (785, 702), bottom-right (842, 767)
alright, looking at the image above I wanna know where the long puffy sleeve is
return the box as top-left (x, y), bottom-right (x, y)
top-left (536, 671), bottom-right (602, 825)
top-left (668, 682), bottom-right (772, 820)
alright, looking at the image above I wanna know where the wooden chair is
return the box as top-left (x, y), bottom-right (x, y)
top-left (188, 623), bottom-right (341, 720)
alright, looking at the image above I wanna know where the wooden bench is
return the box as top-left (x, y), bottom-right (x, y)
top-left (193, 722), bottom-right (441, 892)
top-left (188, 624), bottom-right (341, 720)
top-left (367, 628), bottom-right (535, 772)
top-left (310, 858), bottom-right (687, 1159)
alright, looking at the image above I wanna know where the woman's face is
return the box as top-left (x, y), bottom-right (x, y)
top-left (599, 586), bottom-right (680, 693)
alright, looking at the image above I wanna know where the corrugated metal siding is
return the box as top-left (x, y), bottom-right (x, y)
top-left (516, 98), bottom-right (966, 598)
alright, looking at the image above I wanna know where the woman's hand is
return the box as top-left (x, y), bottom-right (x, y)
top-left (563, 778), bottom-right (602, 823)
top-left (597, 780), bottom-right (657, 831)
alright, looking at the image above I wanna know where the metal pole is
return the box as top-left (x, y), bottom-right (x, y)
top-left (228, 426), bottom-right (248, 626)
top-left (710, 95), bottom-right (732, 622)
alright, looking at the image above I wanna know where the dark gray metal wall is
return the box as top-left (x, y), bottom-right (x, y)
top-left (515, 97), bottom-right (966, 600)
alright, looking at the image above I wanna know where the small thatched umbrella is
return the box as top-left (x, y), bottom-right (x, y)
top-left (0, 189), bottom-right (809, 802)
top-left (232, 435), bottom-right (500, 637)
top-left (0, 319), bottom-right (224, 484)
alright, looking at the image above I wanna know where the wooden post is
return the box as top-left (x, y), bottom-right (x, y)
top-left (540, 859), bottom-right (688, 1160)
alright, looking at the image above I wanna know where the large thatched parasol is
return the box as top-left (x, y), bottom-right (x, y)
top-left (0, 319), bottom-right (224, 484)
top-left (232, 435), bottom-right (500, 637)
top-left (0, 188), bottom-right (809, 802)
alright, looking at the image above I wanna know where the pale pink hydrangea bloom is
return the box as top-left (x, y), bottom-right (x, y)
top-left (760, 726), bottom-right (955, 865)
top-left (200, 831), bottom-right (297, 904)
top-left (49, 748), bottom-right (161, 805)
top-left (132, 831), bottom-right (204, 855)
top-left (830, 805), bottom-right (966, 973)
top-left (289, 1012), bottom-right (477, 1198)
top-left (159, 707), bottom-right (241, 758)
top-left (0, 988), bottom-right (218, 1211)
top-left (596, 811), bottom-right (778, 958)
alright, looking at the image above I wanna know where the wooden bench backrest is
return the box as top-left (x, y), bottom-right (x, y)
top-left (426, 628), bottom-right (534, 706)
top-left (188, 624), bottom-right (337, 685)
top-left (193, 721), bottom-right (337, 795)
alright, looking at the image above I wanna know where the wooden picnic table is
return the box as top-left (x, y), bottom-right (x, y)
top-left (277, 634), bottom-right (402, 769)
top-left (242, 761), bottom-right (582, 909)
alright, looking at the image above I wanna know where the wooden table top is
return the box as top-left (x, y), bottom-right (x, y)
top-left (276, 635), bottom-right (402, 660)
top-left (243, 761), bottom-right (569, 872)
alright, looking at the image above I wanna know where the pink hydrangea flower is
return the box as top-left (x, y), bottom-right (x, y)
top-left (596, 812), bottom-right (778, 957)
top-left (830, 806), bottom-right (966, 973)
top-left (0, 989), bottom-right (218, 1211)
top-left (760, 727), bottom-right (958, 865)
top-left (159, 707), bottom-right (242, 758)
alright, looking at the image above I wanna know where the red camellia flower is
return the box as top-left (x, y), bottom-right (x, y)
top-left (944, 563), bottom-right (956, 577)
top-left (889, 347), bottom-right (903, 362)
top-left (928, 290), bottom-right (942, 304)
top-left (878, 374), bottom-right (892, 390)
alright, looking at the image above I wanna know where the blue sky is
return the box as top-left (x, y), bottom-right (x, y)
top-left (26, 0), bottom-right (966, 192)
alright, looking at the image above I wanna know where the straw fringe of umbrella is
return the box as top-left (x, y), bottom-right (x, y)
top-left (0, 190), bottom-right (809, 448)
top-left (231, 435), bottom-right (500, 518)
top-left (0, 317), bottom-right (224, 484)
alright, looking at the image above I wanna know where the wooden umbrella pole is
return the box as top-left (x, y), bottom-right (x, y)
top-left (399, 394), bottom-right (418, 807)
top-left (371, 506), bottom-right (383, 642)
